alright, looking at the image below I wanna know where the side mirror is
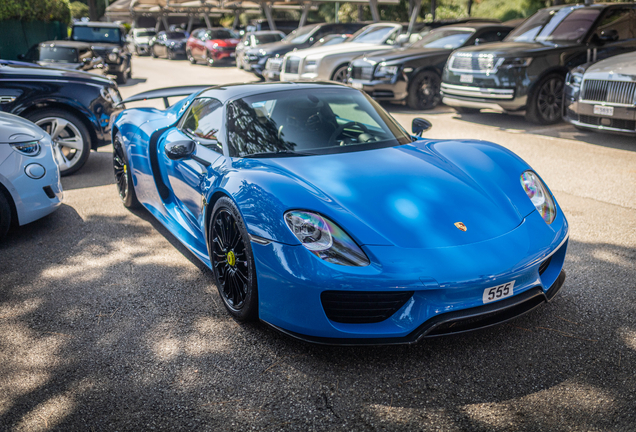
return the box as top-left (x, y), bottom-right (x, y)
top-left (165, 139), bottom-right (195, 160)
top-left (474, 38), bottom-right (483, 46)
top-left (598, 29), bottom-right (619, 43)
top-left (396, 34), bottom-right (410, 46)
top-left (412, 118), bottom-right (432, 137)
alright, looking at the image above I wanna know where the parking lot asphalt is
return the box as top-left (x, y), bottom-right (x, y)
top-left (1, 56), bottom-right (635, 431)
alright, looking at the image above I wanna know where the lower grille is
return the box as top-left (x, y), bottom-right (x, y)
top-left (351, 66), bottom-right (373, 80)
top-left (539, 256), bottom-right (552, 275)
top-left (321, 291), bottom-right (414, 324)
top-left (285, 58), bottom-right (299, 74)
top-left (579, 115), bottom-right (636, 131)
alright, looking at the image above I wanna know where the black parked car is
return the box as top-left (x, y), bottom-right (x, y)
top-left (0, 63), bottom-right (122, 175)
top-left (20, 41), bottom-right (104, 72)
top-left (236, 30), bottom-right (285, 70)
top-left (150, 31), bottom-right (189, 60)
top-left (244, 22), bottom-right (367, 79)
top-left (71, 22), bottom-right (132, 84)
top-left (348, 23), bottom-right (513, 110)
top-left (441, 3), bottom-right (636, 124)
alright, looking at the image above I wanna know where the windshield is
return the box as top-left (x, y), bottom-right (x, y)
top-left (282, 25), bottom-right (317, 44)
top-left (411, 28), bottom-right (474, 49)
top-left (208, 29), bottom-right (237, 40)
top-left (135, 30), bottom-right (155, 37)
top-left (166, 32), bottom-right (187, 39)
top-left (226, 88), bottom-right (411, 158)
top-left (255, 33), bottom-right (284, 44)
top-left (505, 7), bottom-right (600, 42)
top-left (72, 26), bottom-right (122, 43)
top-left (39, 46), bottom-right (79, 63)
top-left (349, 25), bottom-right (399, 44)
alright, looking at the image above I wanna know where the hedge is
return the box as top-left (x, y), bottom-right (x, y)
top-left (0, 0), bottom-right (71, 25)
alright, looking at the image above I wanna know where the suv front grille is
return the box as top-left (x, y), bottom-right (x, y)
top-left (351, 66), bottom-right (373, 80)
top-left (266, 58), bottom-right (282, 72)
top-left (321, 291), bottom-right (414, 324)
top-left (284, 58), bottom-right (300, 74)
top-left (581, 80), bottom-right (636, 105)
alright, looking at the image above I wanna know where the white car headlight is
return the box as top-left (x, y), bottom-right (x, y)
top-left (500, 57), bottom-right (533, 69)
top-left (520, 171), bottom-right (556, 224)
top-left (284, 210), bottom-right (369, 266)
top-left (11, 141), bottom-right (41, 156)
top-left (374, 63), bottom-right (399, 79)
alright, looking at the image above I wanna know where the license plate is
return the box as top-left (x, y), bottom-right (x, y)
top-left (351, 82), bottom-right (363, 89)
top-left (482, 280), bottom-right (515, 304)
top-left (593, 105), bottom-right (613, 116)
top-left (460, 74), bottom-right (473, 83)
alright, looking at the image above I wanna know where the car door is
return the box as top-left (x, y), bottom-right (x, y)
top-left (158, 97), bottom-right (224, 231)
top-left (589, 6), bottom-right (636, 62)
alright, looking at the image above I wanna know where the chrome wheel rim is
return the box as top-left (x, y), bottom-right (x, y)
top-left (113, 140), bottom-right (128, 201)
top-left (212, 209), bottom-right (249, 310)
top-left (537, 77), bottom-right (563, 122)
top-left (332, 66), bottom-right (348, 83)
top-left (35, 116), bottom-right (84, 172)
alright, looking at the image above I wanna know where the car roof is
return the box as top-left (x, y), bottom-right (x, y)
top-left (73, 22), bottom-right (123, 28)
top-left (38, 40), bottom-right (93, 49)
top-left (197, 81), bottom-right (354, 103)
top-left (432, 22), bottom-right (513, 31)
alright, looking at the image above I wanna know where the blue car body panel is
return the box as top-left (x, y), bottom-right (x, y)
top-left (112, 82), bottom-right (568, 343)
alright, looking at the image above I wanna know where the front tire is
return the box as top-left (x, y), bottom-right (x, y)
top-left (167, 49), bottom-right (175, 60)
top-left (526, 73), bottom-right (564, 124)
top-left (27, 109), bottom-right (91, 176)
top-left (331, 64), bottom-right (349, 83)
top-left (187, 48), bottom-right (196, 64)
top-left (209, 197), bottom-right (258, 322)
top-left (113, 134), bottom-right (140, 208)
top-left (0, 192), bottom-right (11, 240)
top-left (407, 70), bottom-right (441, 110)
top-left (205, 50), bottom-right (215, 67)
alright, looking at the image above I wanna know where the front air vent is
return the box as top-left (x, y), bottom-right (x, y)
top-left (321, 291), bottom-right (414, 324)
top-left (539, 256), bottom-right (552, 275)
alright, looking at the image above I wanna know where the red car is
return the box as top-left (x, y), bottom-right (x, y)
top-left (186, 27), bottom-right (239, 66)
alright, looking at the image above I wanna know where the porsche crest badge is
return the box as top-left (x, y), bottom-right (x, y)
top-left (454, 222), bottom-right (467, 232)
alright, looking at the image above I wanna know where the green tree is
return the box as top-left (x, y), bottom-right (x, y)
top-left (69, 1), bottom-right (89, 19)
top-left (0, 0), bottom-right (71, 24)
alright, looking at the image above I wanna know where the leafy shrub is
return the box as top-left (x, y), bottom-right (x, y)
top-left (0, 0), bottom-right (71, 25)
top-left (69, 1), bottom-right (88, 20)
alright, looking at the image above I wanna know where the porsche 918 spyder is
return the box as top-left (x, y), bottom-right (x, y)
top-left (112, 82), bottom-right (568, 345)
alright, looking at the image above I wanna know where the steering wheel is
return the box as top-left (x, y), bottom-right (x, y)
top-left (328, 121), bottom-right (369, 145)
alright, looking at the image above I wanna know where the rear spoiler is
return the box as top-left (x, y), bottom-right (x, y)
top-left (118, 85), bottom-right (212, 108)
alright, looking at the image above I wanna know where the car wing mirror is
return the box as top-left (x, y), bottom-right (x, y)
top-left (165, 140), bottom-right (211, 166)
top-left (412, 118), bottom-right (432, 137)
top-left (598, 29), bottom-right (619, 43)
top-left (395, 34), bottom-right (410, 46)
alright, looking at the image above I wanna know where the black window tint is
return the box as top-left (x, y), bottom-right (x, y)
top-left (477, 29), bottom-right (510, 43)
top-left (180, 98), bottom-right (223, 153)
top-left (595, 8), bottom-right (636, 41)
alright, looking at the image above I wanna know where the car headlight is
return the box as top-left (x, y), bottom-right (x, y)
top-left (566, 71), bottom-right (583, 88)
top-left (304, 60), bottom-right (317, 72)
top-left (11, 141), bottom-right (41, 156)
top-left (108, 52), bottom-right (119, 62)
top-left (520, 171), bottom-right (556, 224)
top-left (284, 210), bottom-right (370, 266)
top-left (500, 57), bottom-right (533, 69)
top-left (374, 63), bottom-right (399, 79)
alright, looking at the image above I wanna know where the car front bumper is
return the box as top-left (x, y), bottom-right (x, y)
top-left (0, 136), bottom-right (62, 226)
top-left (563, 82), bottom-right (636, 135)
top-left (253, 209), bottom-right (569, 344)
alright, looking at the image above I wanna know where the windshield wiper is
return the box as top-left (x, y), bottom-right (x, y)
top-left (243, 150), bottom-right (315, 158)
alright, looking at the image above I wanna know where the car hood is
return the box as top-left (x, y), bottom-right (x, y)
top-left (291, 42), bottom-right (392, 59)
top-left (454, 41), bottom-right (578, 57)
top-left (135, 36), bottom-right (152, 44)
top-left (584, 51), bottom-right (636, 80)
top-left (360, 46), bottom-right (451, 64)
top-left (37, 61), bottom-right (81, 70)
top-left (255, 140), bottom-right (530, 249)
top-left (253, 40), bottom-right (302, 56)
top-left (0, 112), bottom-right (46, 143)
top-left (0, 64), bottom-right (113, 84)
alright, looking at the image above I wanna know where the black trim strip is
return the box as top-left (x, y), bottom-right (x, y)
top-left (262, 270), bottom-right (567, 346)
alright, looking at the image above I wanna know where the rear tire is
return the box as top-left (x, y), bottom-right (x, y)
top-left (113, 133), bottom-right (140, 209)
top-left (0, 192), bottom-right (11, 240)
top-left (526, 73), bottom-right (564, 124)
top-left (407, 71), bottom-right (441, 110)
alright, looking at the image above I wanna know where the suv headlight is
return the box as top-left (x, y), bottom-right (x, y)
top-left (499, 57), bottom-right (533, 69)
top-left (520, 171), bottom-right (556, 224)
top-left (11, 141), bottom-right (41, 156)
top-left (284, 210), bottom-right (370, 266)
top-left (374, 63), bottom-right (399, 79)
top-left (108, 52), bottom-right (119, 62)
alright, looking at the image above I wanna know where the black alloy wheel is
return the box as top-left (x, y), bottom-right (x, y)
top-left (209, 197), bottom-right (258, 321)
top-left (526, 73), bottom-right (564, 124)
top-left (407, 71), bottom-right (441, 110)
top-left (331, 64), bottom-right (349, 83)
top-left (113, 134), bottom-right (140, 208)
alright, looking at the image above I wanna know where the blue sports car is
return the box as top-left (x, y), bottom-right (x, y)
top-left (112, 82), bottom-right (568, 344)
